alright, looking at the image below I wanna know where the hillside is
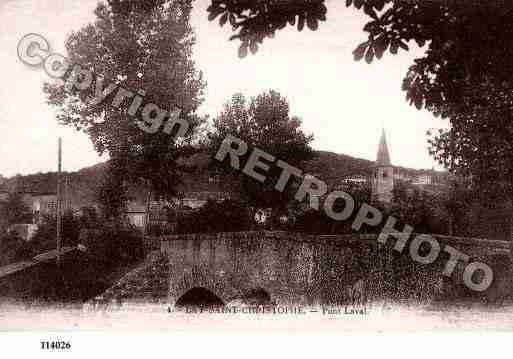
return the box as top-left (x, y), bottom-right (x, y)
top-left (0, 150), bottom-right (446, 201)
top-left (305, 151), bottom-right (449, 186)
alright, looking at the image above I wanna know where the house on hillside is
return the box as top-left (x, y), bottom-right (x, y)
top-left (173, 151), bottom-right (240, 208)
top-left (410, 169), bottom-right (450, 192)
top-left (121, 151), bottom-right (240, 231)
top-left (412, 170), bottom-right (435, 186)
top-left (124, 188), bottom-right (236, 230)
top-left (372, 129), bottom-right (394, 204)
top-left (126, 198), bottom-right (174, 230)
top-left (30, 192), bottom-right (58, 224)
top-left (126, 202), bottom-right (147, 228)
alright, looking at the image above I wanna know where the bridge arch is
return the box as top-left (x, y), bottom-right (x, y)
top-left (242, 287), bottom-right (273, 305)
top-left (169, 265), bottom-right (242, 308)
top-left (175, 287), bottom-right (224, 308)
top-left (168, 264), bottom-right (279, 308)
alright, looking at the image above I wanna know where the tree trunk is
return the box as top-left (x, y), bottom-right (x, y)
top-left (143, 188), bottom-right (152, 246)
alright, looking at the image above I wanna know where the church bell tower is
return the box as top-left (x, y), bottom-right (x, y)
top-left (372, 129), bottom-right (394, 204)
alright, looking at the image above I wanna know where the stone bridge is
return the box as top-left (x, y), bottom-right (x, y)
top-left (162, 231), bottom-right (513, 308)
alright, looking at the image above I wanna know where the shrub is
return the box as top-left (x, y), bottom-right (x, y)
top-left (80, 224), bottom-right (144, 272)
top-left (29, 211), bottom-right (80, 254)
top-left (24, 212), bottom-right (143, 273)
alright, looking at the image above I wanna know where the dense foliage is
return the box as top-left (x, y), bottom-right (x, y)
top-left (294, 182), bottom-right (374, 234)
top-left (27, 212), bottom-right (81, 255)
top-left (0, 192), bottom-right (32, 227)
top-left (97, 159), bottom-right (130, 220)
top-left (389, 182), bottom-right (445, 235)
top-left (209, 90), bottom-right (314, 210)
top-left (174, 199), bottom-right (251, 234)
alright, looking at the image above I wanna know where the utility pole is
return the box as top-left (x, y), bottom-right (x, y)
top-left (56, 137), bottom-right (62, 267)
top-left (65, 175), bottom-right (70, 213)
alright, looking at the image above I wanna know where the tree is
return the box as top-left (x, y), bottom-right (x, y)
top-left (389, 184), bottom-right (441, 234)
top-left (44, 0), bottom-right (206, 216)
top-left (329, 181), bottom-right (372, 234)
top-left (209, 90), bottom-right (314, 211)
top-left (205, 1), bottom-right (512, 58)
top-left (0, 231), bottom-right (32, 266)
top-left (206, 0), bottom-right (328, 58)
top-left (0, 192), bottom-right (32, 226)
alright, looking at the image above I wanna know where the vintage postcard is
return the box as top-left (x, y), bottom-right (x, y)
top-left (1, 0), bottom-right (513, 355)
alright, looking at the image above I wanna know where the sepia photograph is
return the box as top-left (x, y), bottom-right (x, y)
top-left (1, 0), bottom-right (513, 355)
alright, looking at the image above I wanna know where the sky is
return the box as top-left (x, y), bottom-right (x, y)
top-left (0, 0), bottom-right (448, 178)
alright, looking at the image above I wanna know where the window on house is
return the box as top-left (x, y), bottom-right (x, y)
top-left (46, 201), bottom-right (57, 215)
top-left (209, 175), bottom-right (220, 184)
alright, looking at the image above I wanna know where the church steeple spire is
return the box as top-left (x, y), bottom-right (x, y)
top-left (376, 129), bottom-right (391, 166)
top-left (372, 129), bottom-right (394, 204)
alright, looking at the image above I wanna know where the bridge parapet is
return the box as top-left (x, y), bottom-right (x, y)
top-left (161, 232), bottom-right (513, 307)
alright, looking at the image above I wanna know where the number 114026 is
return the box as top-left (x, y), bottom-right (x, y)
top-left (40, 341), bottom-right (71, 350)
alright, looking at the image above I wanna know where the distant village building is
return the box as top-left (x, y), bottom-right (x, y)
top-left (8, 223), bottom-right (38, 242)
top-left (126, 202), bottom-right (147, 228)
top-left (372, 129), bottom-right (394, 204)
top-left (1, 136), bottom-right (453, 234)
top-left (30, 192), bottom-right (58, 224)
top-left (121, 152), bottom-right (238, 231)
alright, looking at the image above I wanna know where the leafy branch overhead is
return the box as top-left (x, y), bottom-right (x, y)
top-left (206, 0), bottom-right (513, 108)
top-left (206, 0), bottom-right (328, 58)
